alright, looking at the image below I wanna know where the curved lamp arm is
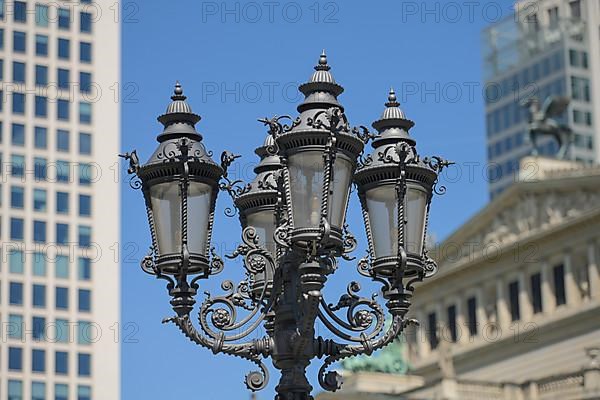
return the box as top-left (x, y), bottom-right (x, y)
top-left (314, 315), bottom-right (418, 392)
top-left (164, 315), bottom-right (273, 392)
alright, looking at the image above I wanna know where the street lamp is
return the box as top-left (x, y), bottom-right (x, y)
top-left (122, 53), bottom-right (450, 400)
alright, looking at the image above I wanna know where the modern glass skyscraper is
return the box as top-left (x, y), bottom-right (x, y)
top-left (0, 1), bottom-right (119, 399)
top-left (482, 0), bottom-right (599, 198)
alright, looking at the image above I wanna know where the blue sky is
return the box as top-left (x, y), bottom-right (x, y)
top-left (121, 1), bottom-right (515, 398)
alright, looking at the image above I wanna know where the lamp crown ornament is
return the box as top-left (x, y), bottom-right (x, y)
top-left (123, 53), bottom-right (450, 400)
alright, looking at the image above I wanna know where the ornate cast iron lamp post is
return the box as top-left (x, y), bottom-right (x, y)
top-left (122, 53), bottom-right (450, 400)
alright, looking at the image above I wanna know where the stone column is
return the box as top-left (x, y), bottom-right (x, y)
top-left (519, 272), bottom-right (533, 323)
top-left (475, 287), bottom-right (487, 340)
top-left (453, 296), bottom-right (464, 345)
top-left (496, 277), bottom-right (510, 330)
top-left (541, 261), bottom-right (556, 314)
top-left (564, 252), bottom-right (580, 306)
top-left (588, 242), bottom-right (600, 300)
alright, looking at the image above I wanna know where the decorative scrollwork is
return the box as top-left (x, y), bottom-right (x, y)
top-left (351, 125), bottom-right (378, 144)
top-left (357, 153), bottom-right (373, 169)
top-left (341, 223), bottom-right (357, 261)
top-left (209, 247), bottom-right (225, 276)
top-left (119, 150), bottom-right (140, 174)
top-left (307, 107), bottom-right (350, 134)
top-left (221, 151), bottom-right (242, 178)
top-left (128, 176), bottom-right (142, 190)
top-left (164, 315), bottom-right (271, 392)
top-left (423, 252), bottom-right (438, 278)
top-left (257, 115), bottom-right (299, 141)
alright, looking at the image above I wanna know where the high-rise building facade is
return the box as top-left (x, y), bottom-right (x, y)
top-left (0, 1), bottom-right (120, 399)
top-left (482, 0), bottom-right (600, 198)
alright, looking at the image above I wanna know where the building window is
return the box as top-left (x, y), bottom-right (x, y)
top-left (33, 316), bottom-right (45, 340)
top-left (55, 351), bottom-right (68, 374)
top-left (13, 92), bottom-right (25, 114)
top-left (8, 154), bottom-right (19, 177)
top-left (58, 68), bottom-right (70, 89)
top-left (32, 349), bottom-right (46, 372)
top-left (36, 65), bottom-right (48, 86)
top-left (34, 189), bottom-right (47, 211)
top-left (78, 321), bottom-right (92, 344)
top-left (35, 126), bottom-right (47, 148)
top-left (12, 61), bottom-right (25, 82)
top-left (79, 257), bottom-right (91, 280)
top-left (80, 102), bottom-right (92, 123)
top-left (58, 8), bottom-right (70, 29)
top-left (11, 186), bottom-right (24, 208)
top-left (78, 289), bottom-right (91, 311)
top-left (80, 72), bottom-right (92, 92)
top-left (553, 264), bottom-right (566, 306)
top-left (56, 319), bottom-right (70, 343)
top-left (80, 12), bottom-right (92, 32)
top-left (56, 287), bottom-right (69, 309)
top-left (79, 163), bottom-right (93, 185)
top-left (57, 129), bottom-right (70, 151)
top-left (8, 380), bottom-right (23, 400)
top-left (34, 157), bottom-right (47, 180)
top-left (33, 220), bottom-right (46, 243)
top-left (35, 34), bottom-right (48, 56)
top-left (446, 305), bottom-right (457, 343)
top-left (9, 347), bottom-right (23, 370)
top-left (11, 123), bottom-right (25, 145)
top-left (33, 252), bottom-right (46, 276)
top-left (13, 31), bottom-right (26, 52)
top-left (571, 76), bottom-right (591, 102)
top-left (78, 385), bottom-right (91, 400)
top-left (9, 250), bottom-right (24, 273)
top-left (79, 132), bottom-right (92, 154)
top-left (33, 284), bottom-right (46, 308)
top-left (57, 192), bottom-right (69, 214)
top-left (427, 312), bottom-right (438, 350)
top-left (55, 384), bottom-right (68, 400)
top-left (56, 223), bottom-right (69, 244)
top-left (509, 280), bottom-right (520, 321)
top-left (10, 217), bottom-right (24, 240)
top-left (79, 225), bottom-right (92, 247)
top-left (56, 160), bottom-right (70, 182)
top-left (530, 273), bottom-right (542, 314)
top-left (13, 1), bottom-right (27, 22)
top-left (547, 6), bottom-right (559, 28)
top-left (10, 282), bottom-right (23, 305)
top-left (79, 195), bottom-right (91, 216)
top-left (35, 96), bottom-right (48, 117)
top-left (8, 314), bottom-right (23, 339)
top-left (78, 353), bottom-right (91, 376)
top-left (36, 4), bottom-right (49, 26)
top-left (56, 255), bottom-right (69, 278)
top-left (32, 382), bottom-right (46, 400)
top-left (56, 100), bottom-right (70, 120)
top-left (570, 0), bottom-right (581, 19)
top-left (58, 38), bottom-right (70, 59)
top-left (80, 41), bottom-right (92, 63)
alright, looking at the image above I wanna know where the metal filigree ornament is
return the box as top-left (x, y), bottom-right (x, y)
top-left (124, 56), bottom-right (449, 400)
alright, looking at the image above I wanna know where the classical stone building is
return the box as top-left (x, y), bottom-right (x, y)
top-left (317, 157), bottom-right (600, 400)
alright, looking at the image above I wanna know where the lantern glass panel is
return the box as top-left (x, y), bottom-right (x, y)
top-left (365, 184), bottom-right (397, 259)
top-left (405, 183), bottom-right (428, 256)
top-left (187, 182), bottom-right (213, 255)
top-left (246, 210), bottom-right (277, 256)
top-left (288, 151), bottom-right (324, 229)
top-left (329, 156), bottom-right (353, 228)
top-left (150, 182), bottom-right (182, 255)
